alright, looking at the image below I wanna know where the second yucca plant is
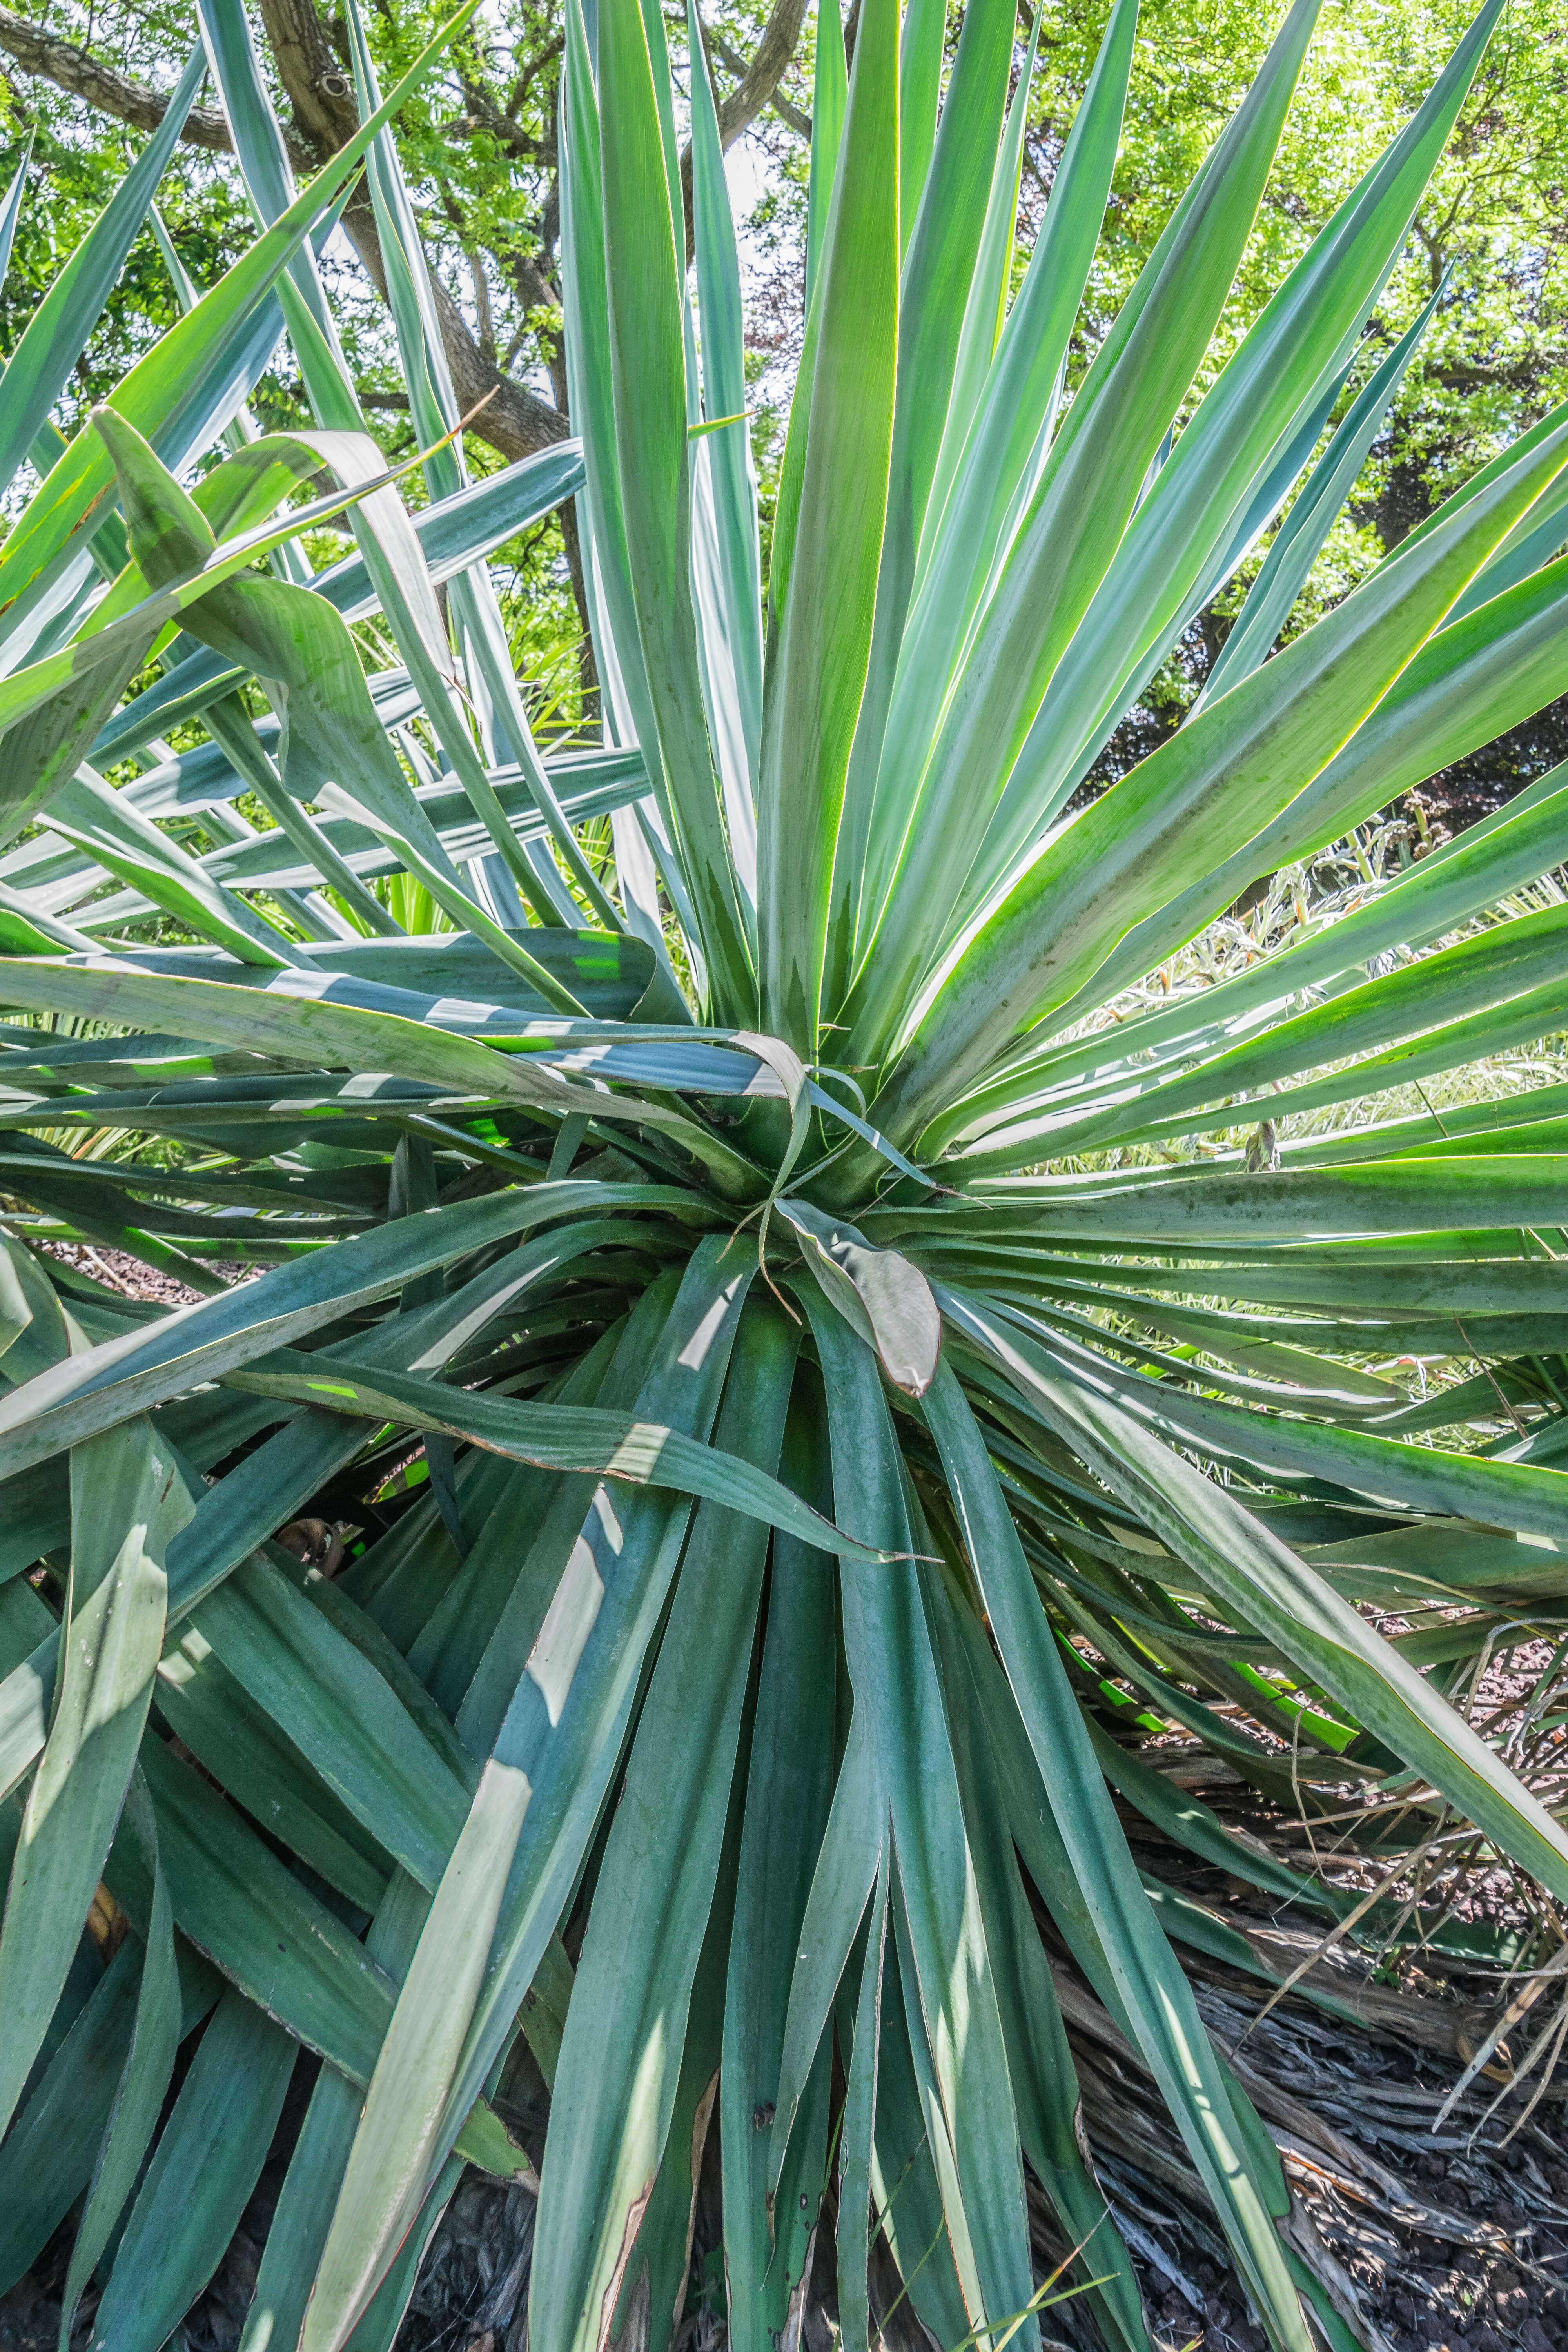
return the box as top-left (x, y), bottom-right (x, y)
top-left (0, 0), bottom-right (1566, 2348)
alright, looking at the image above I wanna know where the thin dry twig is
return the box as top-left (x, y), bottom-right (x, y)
top-left (1234, 1817), bottom-right (1459, 2049)
top-left (1434, 1936), bottom-right (1568, 2129)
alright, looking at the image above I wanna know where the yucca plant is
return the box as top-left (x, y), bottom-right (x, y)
top-left (0, 0), bottom-right (1566, 2347)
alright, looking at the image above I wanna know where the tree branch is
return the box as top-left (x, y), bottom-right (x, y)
top-left (1435, 354), bottom-right (1565, 390)
top-left (250, 0), bottom-right (591, 686)
top-left (681, 10), bottom-right (811, 140)
top-left (448, 70), bottom-right (550, 162)
top-left (0, 0), bottom-right (571, 465)
top-left (680, 0), bottom-right (812, 257)
top-left (0, 4), bottom-right (234, 150)
top-left (252, 0), bottom-right (569, 462)
top-left (710, 0), bottom-right (813, 145)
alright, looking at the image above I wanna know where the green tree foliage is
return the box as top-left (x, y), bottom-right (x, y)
top-left (1, 0), bottom-right (1561, 770)
top-left (1033, 0), bottom-right (1568, 801)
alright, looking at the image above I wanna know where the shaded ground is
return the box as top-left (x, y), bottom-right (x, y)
top-left (249, 1882), bottom-right (1553, 2352)
top-left (6, 1850), bottom-right (1563, 2352)
top-left (361, 1871), bottom-right (1567, 2352)
top-left (34, 1236), bottom-right (257, 1308)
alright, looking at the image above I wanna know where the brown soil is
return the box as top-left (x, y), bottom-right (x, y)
top-left (34, 1238), bottom-right (258, 1308)
top-left (363, 1901), bottom-right (1568, 2352)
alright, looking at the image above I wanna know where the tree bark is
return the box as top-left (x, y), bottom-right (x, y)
top-left (254, 0), bottom-right (600, 711)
